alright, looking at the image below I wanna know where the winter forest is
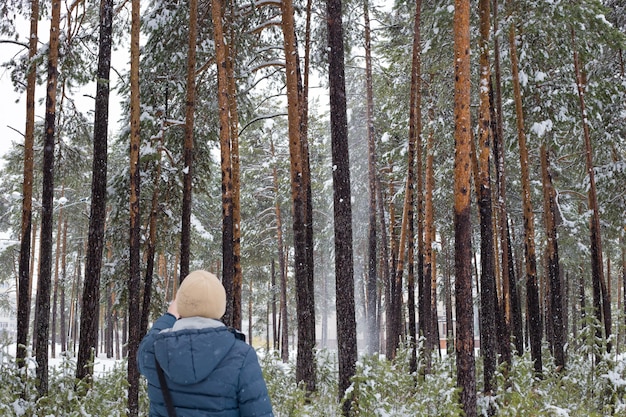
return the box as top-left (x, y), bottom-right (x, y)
top-left (0, 0), bottom-right (625, 415)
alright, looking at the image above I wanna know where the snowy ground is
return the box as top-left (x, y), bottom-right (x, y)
top-left (1, 341), bottom-right (121, 376)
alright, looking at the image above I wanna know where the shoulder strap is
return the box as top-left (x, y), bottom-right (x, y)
top-left (155, 357), bottom-right (177, 417)
top-left (228, 327), bottom-right (246, 342)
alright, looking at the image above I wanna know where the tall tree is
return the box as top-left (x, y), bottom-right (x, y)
top-left (212, 0), bottom-right (235, 327)
top-left (477, 0), bottom-right (498, 393)
top-left (364, 0), bottom-right (379, 356)
top-left (127, 0), bottom-right (142, 413)
top-left (573, 34), bottom-right (611, 351)
top-left (179, 0), bottom-right (198, 281)
top-left (271, 139), bottom-right (289, 362)
top-left (34, 0), bottom-right (61, 396)
top-left (491, 0), bottom-right (514, 365)
top-left (453, 0), bottom-right (477, 414)
top-left (16, 0), bottom-right (39, 371)
top-left (76, 0), bottom-right (113, 383)
top-left (408, 0), bottom-right (423, 374)
top-left (280, 0), bottom-right (316, 393)
top-left (327, 0), bottom-right (357, 412)
top-left (540, 144), bottom-right (565, 369)
top-left (412, 0), bottom-right (426, 371)
top-left (509, 22), bottom-right (543, 375)
top-left (226, 5), bottom-right (243, 330)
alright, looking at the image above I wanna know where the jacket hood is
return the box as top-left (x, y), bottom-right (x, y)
top-left (153, 317), bottom-right (236, 386)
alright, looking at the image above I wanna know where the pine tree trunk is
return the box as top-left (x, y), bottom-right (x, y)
top-left (52, 196), bottom-right (63, 359)
top-left (376, 174), bottom-right (391, 357)
top-left (490, 2), bottom-right (513, 362)
top-left (77, 0), bottom-right (113, 383)
top-left (385, 175), bottom-right (397, 359)
top-left (573, 37), bottom-right (611, 351)
top-left (180, 0), bottom-right (198, 280)
top-left (16, 0), bottom-right (39, 371)
top-left (327, 0), bottom-right (357, 412)
top-left (225, 2), bottom-right (243, 329)
top-left (298, 0), bottom-right (316, 388)
top-left (35, 0), bottom-right (61, 395)
top-left (281, 0), bottom-right (316, 392)
top-left (453, 0), bottom-right (477, 413)
top-left (509, 23), bottom-right (543, 375)
top-left (477, 0), bottom-right (497, 393)
top-left (540, 145), bottom-right (565, 369)
top-left (271, 139), bottom-right (289, 362)
top-left (60, 218), bottom-right (68, 353)
top-left (212, 0), bottom-right (236, 327)
top-left (424, 104), bottom-right (435, 370)
top-left (408, 0), bottom-right (422, 374)
top-left (140, 153), bottom-right (162, 336)
top-left (127, 0), bottom-right (142, 412)
top-left (364, 0), bottom-right (379, 356)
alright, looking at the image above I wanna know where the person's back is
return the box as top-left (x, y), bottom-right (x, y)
top-left (138, 270), bottom-right (274, 417)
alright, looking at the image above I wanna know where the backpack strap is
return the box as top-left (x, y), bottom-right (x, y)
top-left (228, 327), bottom-right (246, 342)
top-left (155, 357), bottom-right (177, 417)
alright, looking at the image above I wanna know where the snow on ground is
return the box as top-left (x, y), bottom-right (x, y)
top-left (1, 341), bottom-right (122, 376)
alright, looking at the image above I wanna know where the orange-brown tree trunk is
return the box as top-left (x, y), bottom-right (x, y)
top-left (212, 0), bottom-right (236, 327)
top-left (453, 0), bottom-right (477, 413)
top-left (281, 0), bottom-right (316, 393)
top-left (226, 1), bottom-right (243, 330)
top-left (509, 23), bottom-right (543, 375)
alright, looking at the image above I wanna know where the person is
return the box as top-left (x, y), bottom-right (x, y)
top-left (138, 270), bottom-right (274, 417)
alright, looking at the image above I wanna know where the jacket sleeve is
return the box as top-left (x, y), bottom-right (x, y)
top-left (238, 347), bottom-right (274, 417)
top-left (137, 312), bottom-right (177, 377)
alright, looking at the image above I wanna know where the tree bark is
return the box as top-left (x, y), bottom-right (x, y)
top-left (140, 149), bottom-right (162, 337)
top-left (52, 190), bottom-right (64, 359)
top-left (408, 0), bottom-right (423, 374)
top-left (327, 0), bottom-right (357, 412)
top-left (271, 139), bottom-right (289, 362)
top-left (77, 0), bottom-right (113, 383)
top-left (127, 0), bottom-right (142, 412)
top-left (224, 1), bottom-right (243, 330)
top-left (453, 0), bottom-right (477, 414)
top-left (17, 0), bottom-right (39, 370)
top-left (34, 0), bottom-right (61, 396)
top-left (180, 0), bottom-right (198, 280)
top-left (364, 0), bottom-right (379, 356)
top-left (477, 0), bottom-right (498, 393)
top-left (424, 103), bottom-right (435, 370)
top-left (540, 144), bottom-right (565, 369)
top-left (509, 23), bottom-right (543, 375)
top-left (573, 35), bottom-right (611, 351)
top-left (491, 0), bottom-right (512, 367)
top-left (60, 218), bottom-right (68, 353)
top-left (212, 0), bottom-right (236, 327)
top-left (280, 0), bottom-right (316, 393)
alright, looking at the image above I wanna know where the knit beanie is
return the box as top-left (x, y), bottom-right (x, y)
top-left (176, 270), bottom-right (227, 319)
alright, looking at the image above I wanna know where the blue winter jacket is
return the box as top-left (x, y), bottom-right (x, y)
top-left (138, 313), bottom-right (274, 417)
